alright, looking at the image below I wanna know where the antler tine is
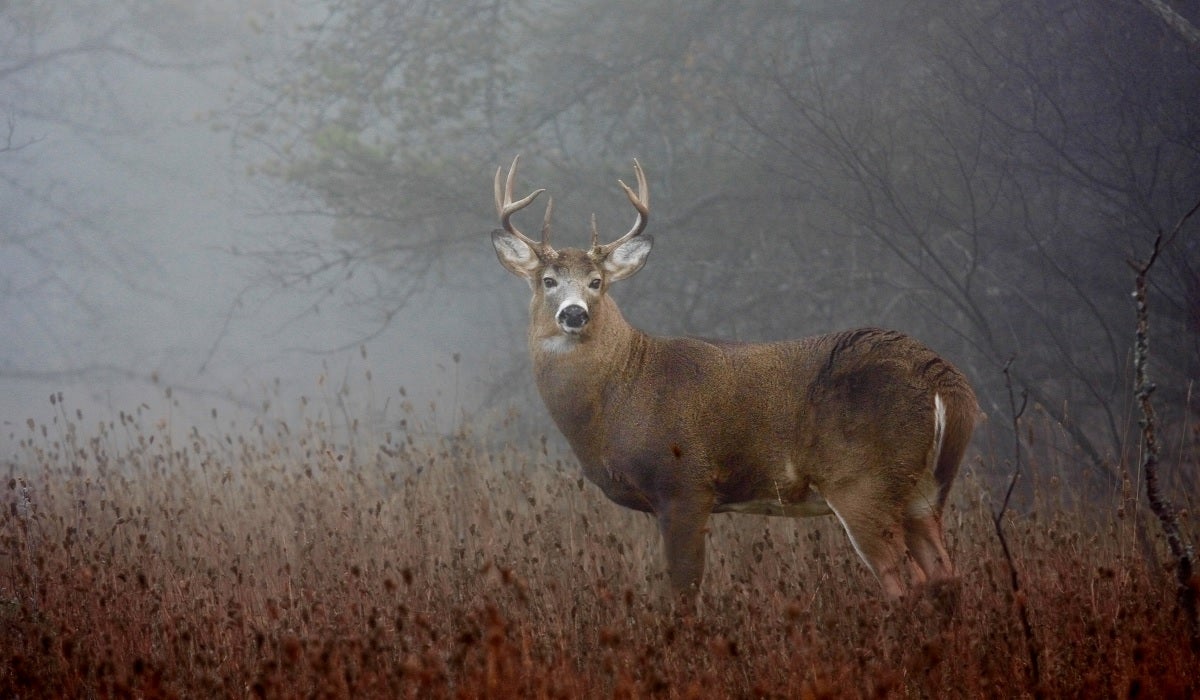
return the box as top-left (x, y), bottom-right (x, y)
top-left (540, 195), bottom-right (554, 249)
top-left (594, 159), bottom-right (649, 256)
top-left (623, 158), bottom-right (649, 210)
top-left (494, 154), bottom-right (550, 251)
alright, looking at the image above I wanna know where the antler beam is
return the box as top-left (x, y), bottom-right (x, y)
top-left (494, 154), bottom-right (553, 253)
top-left (591, 159), bottom-right (649, 256)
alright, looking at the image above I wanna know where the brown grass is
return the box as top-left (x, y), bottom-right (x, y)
top-left (2, 395), bottom-right (1196, 698)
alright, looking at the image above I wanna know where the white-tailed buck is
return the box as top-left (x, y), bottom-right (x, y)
top-left (491, 156), bottom-right (978, 603)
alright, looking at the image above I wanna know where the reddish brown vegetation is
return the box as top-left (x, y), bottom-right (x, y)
top-left (2, 401), bottom-right (1196, 698)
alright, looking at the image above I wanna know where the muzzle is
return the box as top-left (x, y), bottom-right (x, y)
top-left (556, 303), bottom-right (589, 333)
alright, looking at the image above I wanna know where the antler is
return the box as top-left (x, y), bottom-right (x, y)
top-left (495, 154), bottom-right (554, 253)
top-left (591, 159), bottom-right (649, 256)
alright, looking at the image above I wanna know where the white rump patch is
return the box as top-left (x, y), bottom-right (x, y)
top-left (932, 393), bottom-right (946, 472)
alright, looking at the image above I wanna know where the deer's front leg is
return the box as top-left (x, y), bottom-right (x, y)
top-left (656, 492), bottom-right (714, 605)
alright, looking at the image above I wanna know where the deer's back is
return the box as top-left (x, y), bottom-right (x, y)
top-left (613, 328), bottom-right (974, 507)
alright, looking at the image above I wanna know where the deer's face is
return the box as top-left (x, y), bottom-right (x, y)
top-left (491, 156), bottom-right (652, 341)
top-left (536, 251), bottom-right (605, 335)
top-left (492, 238), bottom-right (653, 338)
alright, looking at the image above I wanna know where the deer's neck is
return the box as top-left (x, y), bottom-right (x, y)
top-left (528, 296), bottom-right (644, 443)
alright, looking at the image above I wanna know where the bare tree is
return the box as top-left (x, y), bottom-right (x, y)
top-left (1129, 198), bottom-right (1200, 648)
top-left (1, 2), bottom-right (244, 403)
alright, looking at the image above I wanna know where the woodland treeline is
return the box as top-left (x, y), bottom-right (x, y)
top-left (227, 0), bottom-right (1200, 489)
top-left (3, 0), bottom-right (1197, 492)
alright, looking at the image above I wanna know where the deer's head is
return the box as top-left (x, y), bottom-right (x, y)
top-left (491, 156), bottom-right (652, 342)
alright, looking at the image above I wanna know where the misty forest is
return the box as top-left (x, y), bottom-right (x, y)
top-left (3, 0), bottom-right (1199, 697)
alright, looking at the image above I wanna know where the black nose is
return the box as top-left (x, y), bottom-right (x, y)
top-left (557, 304), bottom-right (589, 329)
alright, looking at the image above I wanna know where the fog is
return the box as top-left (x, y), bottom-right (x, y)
top-left (3, 1), bottom-right (1198, 492)
top-left (2, 2), bottom-right (496, 450)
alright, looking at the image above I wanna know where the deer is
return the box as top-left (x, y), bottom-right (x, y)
top-left (490, 155), bottom-right (978, 605)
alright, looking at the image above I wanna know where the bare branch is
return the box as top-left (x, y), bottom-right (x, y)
top-left (1137, 0), bottom-right (1200, 50)
top-left (0, 38), bottom-right (219, 82)
top-left (0, 113), bottom-right (43, 154)
top-left (1128, 196), bottom-right (1200, 650)
top-left (994, 355), bottom-right (1040, 688)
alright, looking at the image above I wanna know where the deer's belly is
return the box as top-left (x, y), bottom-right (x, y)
top-left (713, 495), bottom-right (832, 517)
top-left (709, 455), bottom-right (833, 517)
top-left (580, 459), bottom-right (656, 513)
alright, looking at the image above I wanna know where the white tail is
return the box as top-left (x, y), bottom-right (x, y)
top-left (491, 156), bottom-right (979, 604)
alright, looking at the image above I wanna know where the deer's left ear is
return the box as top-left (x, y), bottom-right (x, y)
top-left (601, 235), bottom-right (653, 282)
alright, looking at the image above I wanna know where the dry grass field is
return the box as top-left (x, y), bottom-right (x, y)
top-left (2, 391), bottom-right (1197, 698)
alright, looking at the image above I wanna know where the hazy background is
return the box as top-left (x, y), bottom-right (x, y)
top-left (3, 0), bottom-right (1198, 495)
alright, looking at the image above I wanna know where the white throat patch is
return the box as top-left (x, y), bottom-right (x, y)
top-left (540, 335), bottom-right (581, 354)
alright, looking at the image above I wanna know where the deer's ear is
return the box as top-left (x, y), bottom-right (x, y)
top-left (492, 229), bottom-right (541, 280)
top-left (601, 235), bottom-right (652, 282)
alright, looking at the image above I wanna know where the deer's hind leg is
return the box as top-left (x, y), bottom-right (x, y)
top-left (899, 474), bottom-right (956, 584)
top-left (823, 482), bottom-right (923, 598)
top-left (903, 514), bottom-right (955, 583)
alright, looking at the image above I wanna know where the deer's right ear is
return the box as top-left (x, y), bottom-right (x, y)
top-left (492, 229), bottom-right (542, 280)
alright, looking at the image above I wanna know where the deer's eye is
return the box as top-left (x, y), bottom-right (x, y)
top-left (542, 277), bottom-right (557, 289)
top-left (589, 278), bottom-right (602, 290)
